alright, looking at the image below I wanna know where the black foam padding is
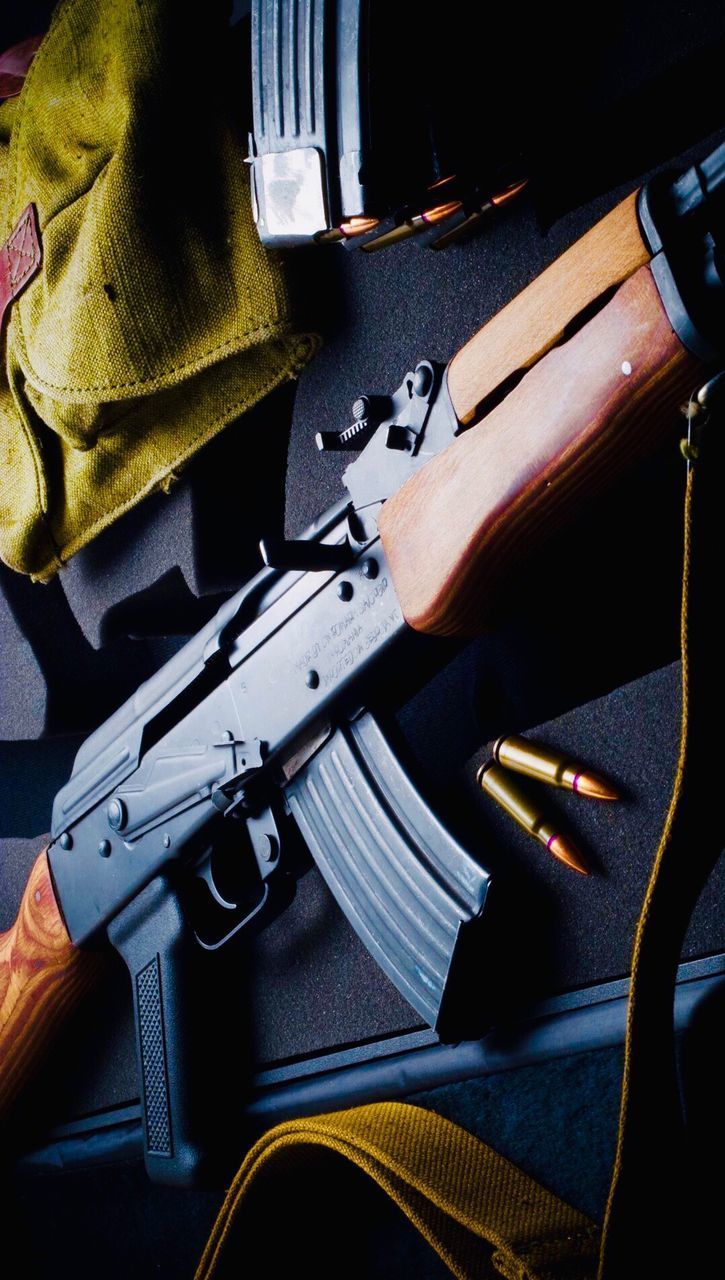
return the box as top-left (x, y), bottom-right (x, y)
top-left (58, 385), bottom-right (294, 649)
top-left (0, 838), bottom-right (51, 934)
top-left (0, 739), bottom-right (82, 838)
top-left (0, 560), bottom-right (182, 739)
top-left (412, 1046), bottom-right (624, 1224)
top-left (0, 571), bottom-right (47, 740)
top-left (248, 861), bottom-right (419, 1063)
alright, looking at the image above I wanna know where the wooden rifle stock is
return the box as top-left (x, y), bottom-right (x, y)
top-left (380, 199), bottom-right (699, 637)
top-left (0, 851), bottom-right (101, 1121)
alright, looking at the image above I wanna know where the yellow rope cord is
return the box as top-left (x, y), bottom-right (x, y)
top-left (597, 467), bottom-right (694, 1275)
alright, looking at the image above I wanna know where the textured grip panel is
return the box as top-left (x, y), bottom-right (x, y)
top-left (136, 957), bottom-right (172, 1156)
top-left (108, 880), bottom-right (207, 1184)
top-left (286, 712), bottom-right (492, 1033)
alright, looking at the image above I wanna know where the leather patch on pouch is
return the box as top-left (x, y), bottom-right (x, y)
top-left (0, 34), bottom-right (44, 100)
top-left (0, 203), bottom-right (42, 335)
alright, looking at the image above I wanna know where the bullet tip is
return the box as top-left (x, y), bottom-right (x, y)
top-left (547, 834), bottom-right (591, 876)
top-left (572, 771), bottom-right (619, 802)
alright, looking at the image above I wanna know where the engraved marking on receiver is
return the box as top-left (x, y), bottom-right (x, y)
top-left (292, 577), bottom-right (392, 679)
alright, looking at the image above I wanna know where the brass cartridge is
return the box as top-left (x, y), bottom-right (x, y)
top-left (477, 761), bottom-right (590, 875)
top-left (493, 735), bottom-right (619, 800)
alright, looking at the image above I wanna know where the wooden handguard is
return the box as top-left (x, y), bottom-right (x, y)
top-left (446, 189), bottom-right (651, 426)
top-left (0, 851), bottom-right (100, 1119)
top-left (380, 264), bottom-right (699, 638)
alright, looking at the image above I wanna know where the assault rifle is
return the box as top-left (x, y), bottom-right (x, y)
top-left (1, 142), bottom-right (723, 1186)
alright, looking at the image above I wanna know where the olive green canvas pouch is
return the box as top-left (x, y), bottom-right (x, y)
top-left (0, 0), bottom-right (317, 580)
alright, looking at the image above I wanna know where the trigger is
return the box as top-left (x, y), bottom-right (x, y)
top-left (196, 859), bottom-right (238, 911)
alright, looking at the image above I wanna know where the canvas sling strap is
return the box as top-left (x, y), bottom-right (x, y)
top-left (195, 388), bottom-right (724, 1280)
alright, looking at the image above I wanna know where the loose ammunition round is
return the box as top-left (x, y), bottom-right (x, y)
top-left (431, 180), bottom-right (528, 251)
top-left (493, 734), bottom-right (619, 801)
top-left (420, 200), bottom-right (462, 226)
top-left (490, 178), bottom-right (529, 208)
top-left (362, 201), bottom-right (462, 253)
top-left (316, 216), bottom-right (380, 244)
top-left (477, 761), bottom-right (590, 875)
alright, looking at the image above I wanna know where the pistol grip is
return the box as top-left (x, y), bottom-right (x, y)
top-left (108, 878), bottom-right (207, 1186)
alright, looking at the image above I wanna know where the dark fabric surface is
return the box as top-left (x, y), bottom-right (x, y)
top-left (9, 1030), bottom-right (720, 1279)
top-left (6, 1045), bottom-right (623, 1280)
